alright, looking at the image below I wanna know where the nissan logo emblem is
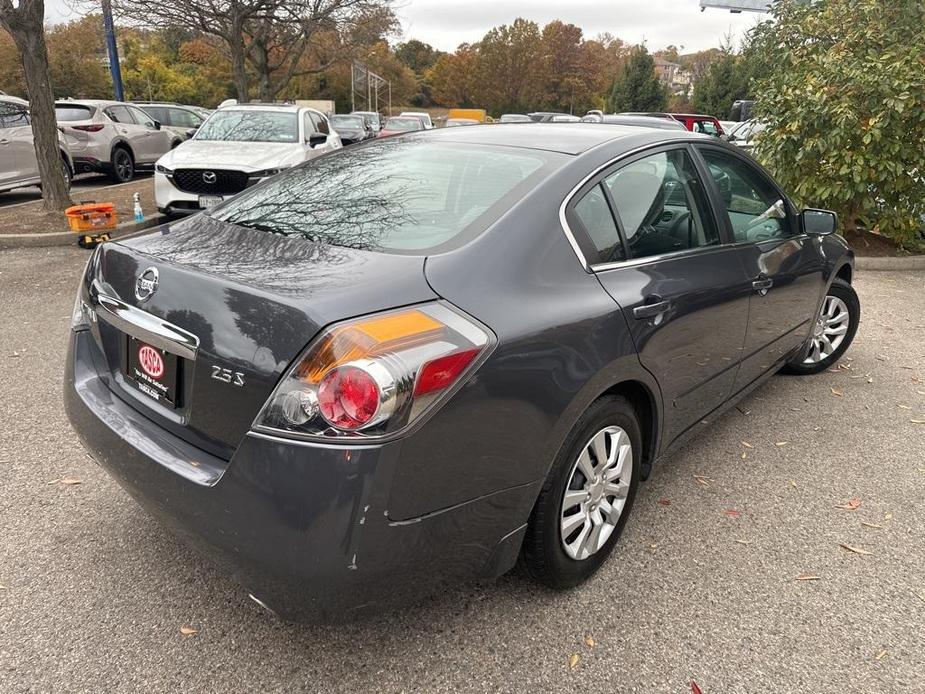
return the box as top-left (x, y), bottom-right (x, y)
top-left (202, 171), bottom-right (217, 184)
top-left (135, 267), bottom-right (159, 302)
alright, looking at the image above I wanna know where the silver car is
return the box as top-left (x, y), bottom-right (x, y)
top-left (1, 96), bottom-right (74, 194)
top-left (131, 102), bottom-right (210, 141)
top-left (55, 100), bottom-right (180, 183)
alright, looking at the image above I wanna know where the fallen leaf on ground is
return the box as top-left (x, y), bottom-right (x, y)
top-left (585, 636), bottom-right (596, 648)
top-left (836, 497), bottom-right (862, 511)
top-left (735, 539), bottom-right (751, 545)
top-left (875, 650), bottom-right (889, 661)
top-left (568, 653), bottom-right (580, 669)
top-left (795, 574), bottom-right (821, 581)
top-left (658, 498), bottom-right (671, 506)
top-left (831, 387), bottom-right (843, 397)
top-left (775, 441), bottom-right (789, 446)
top-left (179, 626), bottom-right (198, 636)
top-left (789, 480), bottom-right (798, 488)
top-left (0, 583), bottom-right (7, 590)
top-left (911, 419), bottom-right (925, 424)
top-left (861, 522), bottom-right (883, 529)
top-left (60, 478), bottom-right (82, 486)
top-left (45, 479), bottom-right (60, 485)
top-left (839, 543), bottom-right (873, 556)
top-left (723, 509), bottom-right (741, 518)
top-left (741, 441), bottom-right (754, 449)
top-left (741, 452), bottom-right (748, 460)
top-left (885, 512), bottom-right (894, 520)
top-left (691, 681), bottom-right (704, 694)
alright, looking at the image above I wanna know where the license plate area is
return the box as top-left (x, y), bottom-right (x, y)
top-left (124, 336), bottom-right (182, 408)
top-left (198, 195), bottom-right (223, 209)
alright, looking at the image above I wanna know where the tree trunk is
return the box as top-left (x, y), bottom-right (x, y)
top-left (229, 18), bottom-right (249, 102)
top-left (1, 1), bottom-right (73, 211)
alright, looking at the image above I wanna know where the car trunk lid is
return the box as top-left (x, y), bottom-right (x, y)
top-left (85, 215), bottom-right (437, 458)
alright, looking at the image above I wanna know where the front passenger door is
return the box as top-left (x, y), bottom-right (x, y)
top-left (570, 146), bottom-right (752, 446)
top-left (126, 105), bottom-right (171, 160)
top-left (696, 146), bottom-right (826, 391)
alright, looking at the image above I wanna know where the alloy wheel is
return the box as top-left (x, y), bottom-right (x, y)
top-left (560, 425), bottom-right (632, 560)
top-left (803, 294), bottom-right (850, 364)
top-left (114, 150), bottom-right (133, 181)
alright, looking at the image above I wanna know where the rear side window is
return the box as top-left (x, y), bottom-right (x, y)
top-left (211, 141), bottom-right (559, 253)
top-left (55, 105), bottom-right (94, 121)
top-left (170, 108), bottom-right (201, 128)
top-left (141, 106), bottom-right (168, 124)
top-left (573, 185), bottom-right (625, 264)
top-left (605, 149), bottom-right (719, 260)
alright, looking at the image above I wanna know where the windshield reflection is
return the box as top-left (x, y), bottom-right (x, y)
top-left (195, 110), bottom-right (299, 143)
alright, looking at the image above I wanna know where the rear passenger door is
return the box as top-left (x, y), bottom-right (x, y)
top-left (695, 145), bottom-right (826, 391)
top-left (567, 145), bottom-right (752, 446)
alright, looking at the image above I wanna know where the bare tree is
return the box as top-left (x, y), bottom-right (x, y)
top-left (107, 0), bottom-right (276, 101)
top-left (1, 0), bottom-right (72, 210)
top-left (244, 1), bottom-right (394, 102)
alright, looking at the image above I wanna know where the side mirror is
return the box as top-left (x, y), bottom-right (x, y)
top-left (152, 120), bottom-right (161, 130)
top-left (802, 208), bottom-right (838, 236)
top-left (308, 133), bottom-right (327, 148)
top-left (185, 128), bottom-right (197, 139)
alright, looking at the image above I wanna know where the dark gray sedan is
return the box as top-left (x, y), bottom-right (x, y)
top-left (65, 124), bottom-right (859, 621)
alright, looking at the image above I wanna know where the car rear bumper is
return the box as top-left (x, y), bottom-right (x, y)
top-left (64, 328), bottom-right (533, 621)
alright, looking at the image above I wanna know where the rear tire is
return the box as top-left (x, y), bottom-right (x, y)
top-left (61, 158), bottom-right (72, 192)
top-left (783, 278), bottom-right (859, 375)
top-left (521, 396), bottom-right (641, 589)
top-left (109, 147), bottom-right (134, 183)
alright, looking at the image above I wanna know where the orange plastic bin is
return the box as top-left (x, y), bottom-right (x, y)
top-left (65, 202), bottom-right (117, 233)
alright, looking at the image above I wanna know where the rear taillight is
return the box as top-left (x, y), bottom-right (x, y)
top-left (254, 303), bottom-right (494, 441)
top-left (71, 124), bottom-right (105, 132)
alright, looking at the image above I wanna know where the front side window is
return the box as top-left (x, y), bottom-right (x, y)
top-left (309, 112), bottom-right (330, 135)
top-left (105, 106), bottom-right (133, 124)
top-left (699, 149), bottom-right (793, 242)
top-left (169, 108), bottom-right (201, 128)
top-left (605, 149), bottom-right (719, 260)
top-left (141, 106), bottom-right (168, 125)
top-left (0, 103), bottom-right (28, 128)
top-left (195, 110), bottom-right (299, 143)
top-left (127, 105), bottom-right (155, 128)
top-left (211, 140), bottom-right (559, 253)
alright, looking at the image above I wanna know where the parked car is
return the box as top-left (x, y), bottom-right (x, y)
top-left (377, 116), bottom-right (426, 137)
top-left (445, 118), bottom-right (480, 127)
top-left (132, 102), bottom-right (208, 141)
top-left (551, 115), bottom-right (582, 123)
top-left (447, 108), bottom-right (487, 123)
top-left (399, 111), bottom-right (434, 129)
top-left (725, 119), bottom-right (767, 151)
top-left (55, 99), bottom-right (180, 182)
top-left (351, 110), bottom-right (382, 132)
top-left (152, 103), bottom-right (341, 217)
top-left (579, 113), bottom-right (687, 130)
top-left (1, 96), bottom-right (74, 194)
top-left (669, 113), bottom-right (725, 136)
top-left (65, 124), bottom-right (858, 622)
top-left (499, 114), bottom-right (533, 124)
top-left (329, 114), bottom-right (373, 145)
top-left (528, 111), bottom-right (570, 122)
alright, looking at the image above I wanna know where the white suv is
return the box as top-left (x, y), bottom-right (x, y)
top-left (153, 103), bottom-right (341, 217)
top-left (55, 100), bottom-right (180, 182)
top-left (1, 96), bottom-right (74, 195)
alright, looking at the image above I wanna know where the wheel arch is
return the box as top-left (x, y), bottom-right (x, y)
top-left (597, 379), bottom-right (660, 480)
top-left (109, 138), bottom-right (134, 163)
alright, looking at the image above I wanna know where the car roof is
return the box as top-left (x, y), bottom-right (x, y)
top-left (670, 113), bottom-right (717, 119)
top-left (406, 122), bottom-right (695, 155)
top-left (55, 99), bottom-right (124, 107)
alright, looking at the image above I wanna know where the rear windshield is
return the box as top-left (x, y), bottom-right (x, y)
top-left (331, 115), bottom-right (364, 129)
top-left (384, 118), bottom-right (421, 132)
top-left (210, 140), bottom-right (561, 253)
top-left (195, 110), bottom-right (298, 143)
top-left (55, 105), bottom-right (94, 121)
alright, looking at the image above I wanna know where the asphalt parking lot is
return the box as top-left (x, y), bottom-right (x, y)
top-left (0, 245), bottom-right (922, 693)
top-left (0, 173), bottom-right (150, 209)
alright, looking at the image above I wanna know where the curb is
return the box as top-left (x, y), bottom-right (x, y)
top-left (0, 215), bottom-right (165, 250)
top-left (855, 255), bottom-right (925, 271)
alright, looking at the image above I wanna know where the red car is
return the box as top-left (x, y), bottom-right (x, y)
top-left (668, 113), bottom-right (725, 136)
top-left (376, 116), bottom-right (425, 138)
top-left (622, 112), bottom-right (725, 137)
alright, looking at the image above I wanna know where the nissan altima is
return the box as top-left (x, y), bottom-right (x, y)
top-left (65, 124), bottom-right (859, 621)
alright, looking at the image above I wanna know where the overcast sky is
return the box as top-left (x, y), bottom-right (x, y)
top-left (46, 0), bottom-right (765, 54)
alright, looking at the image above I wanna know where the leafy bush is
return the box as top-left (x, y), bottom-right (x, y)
top-left (750, 0), bottom-right (925, 248)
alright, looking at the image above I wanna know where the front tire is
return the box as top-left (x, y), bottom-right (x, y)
top-left (783, 278), bottom-right (860, 375)
top-left (522, 396), bottom-right (641, 589)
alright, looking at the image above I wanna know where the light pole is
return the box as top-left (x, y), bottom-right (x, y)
top-left (101, 0), bottom-right (124, 101)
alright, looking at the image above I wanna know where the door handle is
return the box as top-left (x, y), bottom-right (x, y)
top-left (0, 138), bottom-right (10, 145)
top-left (752, 276), bottom-right (774, 296)
top-left (633, 298), bottom-right (671, 319)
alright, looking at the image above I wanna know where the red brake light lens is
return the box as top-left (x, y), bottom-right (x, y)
top-left (72, 124), bottom-right (105, 132)
top-left (254, 303), bottom-right (494, 440)
top-left (318, 366), bottom-right (380, 430)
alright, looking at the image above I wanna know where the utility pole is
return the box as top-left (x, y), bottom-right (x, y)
top-left (101, 0), bottom-right (125, 101)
